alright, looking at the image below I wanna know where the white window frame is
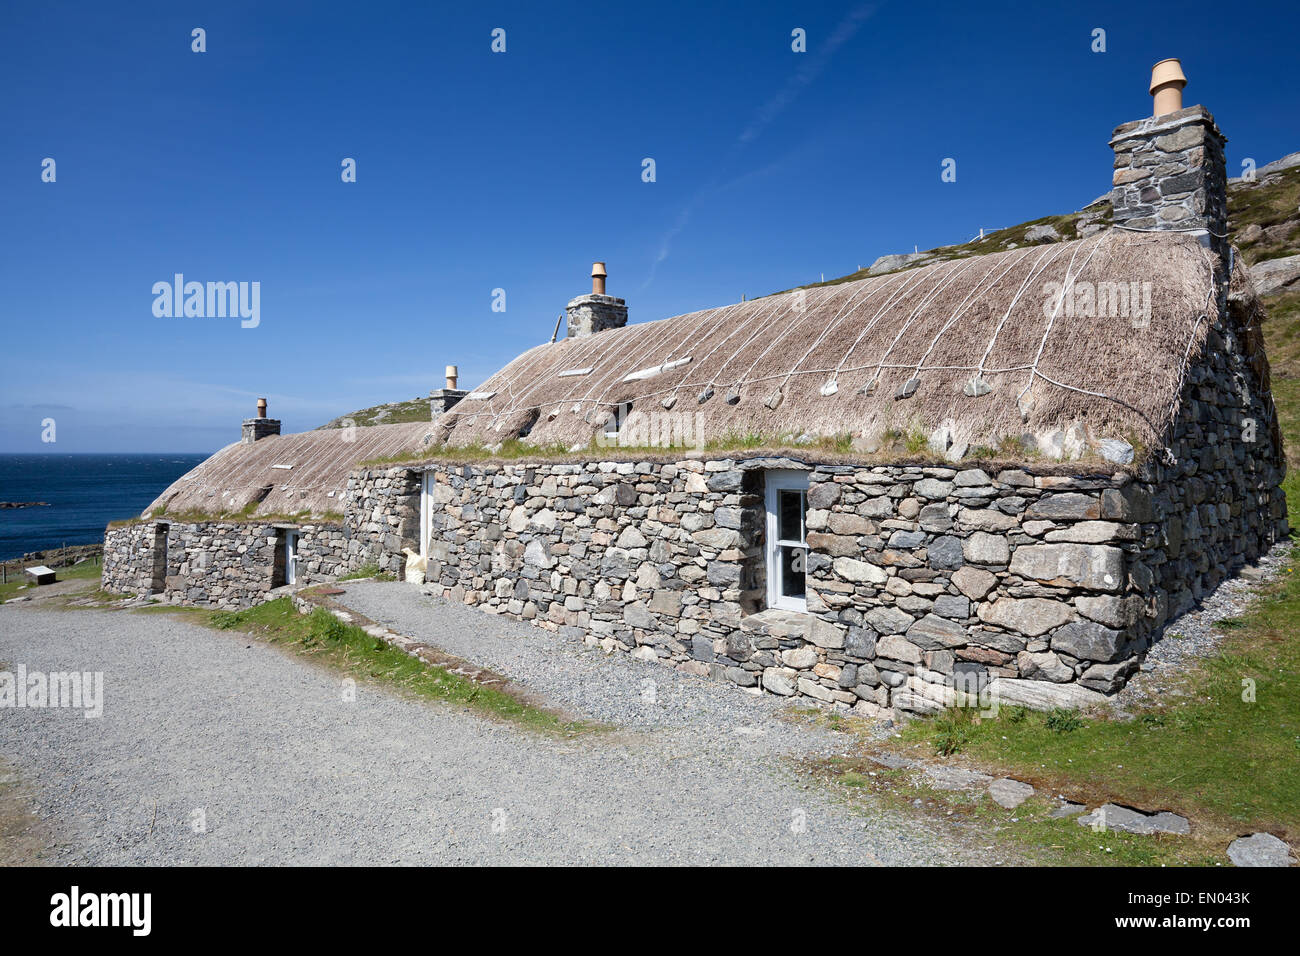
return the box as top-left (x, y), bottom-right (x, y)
top-left (765, 470), bottom-right (809, 612)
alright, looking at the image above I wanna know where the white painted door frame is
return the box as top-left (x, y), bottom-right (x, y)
top-left (419, 471), bottom-right (431, 559)
top-left (764, 470), bottom-right (809, 612)
top-left (285, 530), bottom-right (300, 586)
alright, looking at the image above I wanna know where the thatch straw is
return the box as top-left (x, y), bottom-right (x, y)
top-left (440, 231), bottom-right (1219, 453)
top-left (142, 421), bottom-right (439, 518)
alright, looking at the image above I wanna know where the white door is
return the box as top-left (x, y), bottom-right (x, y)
top-left (419, 471), bottom-right (431, 559)
top-left (285, 531), bottom-right (299, 586)
top-left (765, 470), bottom-right (809, 611)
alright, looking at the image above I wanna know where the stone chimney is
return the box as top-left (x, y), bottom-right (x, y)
top-left (566, 261), bottom-right (628, 338)
top-left (1110, 59), bottom-right (1228, 262)
top-left (429, 364), bottom-right (467, 415)
top-left (241, 397), bottom-right (281, 444)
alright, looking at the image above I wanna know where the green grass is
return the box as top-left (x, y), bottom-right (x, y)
top-left (0, 559), bottom-right (103, 603)
top-left (109, 509), bottom-right (343, 527)
top-left (1230, 165), bottom-right (1300, 266)
top-left (317, 397), bottom-right (436, 430)
top-left (337, 564), bottom-right (394, 582)
top-left (195, 598), bottom-right (597, 736)
top-left (812, 756), bottom-right (1221, 866)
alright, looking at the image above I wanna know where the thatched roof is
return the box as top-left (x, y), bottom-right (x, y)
top-left (143, 229), bottom-right (1267, 521)
top-left (435, 231), bottom-right (1225, 456)
top-left (142, 421), bottom-right (438, 518)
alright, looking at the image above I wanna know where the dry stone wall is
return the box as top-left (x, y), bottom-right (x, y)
top-left (355, 432), bottom-right (1282, 714)
top-left (102, 520), bottom-right (347, 609)
top-left (342, 469), bottom-right (421, 575)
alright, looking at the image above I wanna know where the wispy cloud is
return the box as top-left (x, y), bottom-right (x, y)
top-left (641, 3), bottom-right (877, 290)
top-left (737, 3), bottom-right (877, 147)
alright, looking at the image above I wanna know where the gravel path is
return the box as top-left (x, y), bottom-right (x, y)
top-left (337, 580), bottom-right (816, 733)
top-left (0, 603), bottom-right (978, 865)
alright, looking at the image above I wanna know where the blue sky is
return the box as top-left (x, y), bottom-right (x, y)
top-left (2, 0), bottom-right (1297, 453)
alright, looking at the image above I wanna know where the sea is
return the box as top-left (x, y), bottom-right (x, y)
top-left (0, 454), bottom-right (208, 561)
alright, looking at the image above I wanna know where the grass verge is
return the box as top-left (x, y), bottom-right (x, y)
top-left (811, 755), bottom-right (1223, 866)
top-left (338, 564), bottom-right (394, 582)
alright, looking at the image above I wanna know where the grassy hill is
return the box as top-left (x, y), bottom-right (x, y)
top-left (317, 397), bottom-right (433, 430)
top-left (1231, 165), bottom-right (1300, 472)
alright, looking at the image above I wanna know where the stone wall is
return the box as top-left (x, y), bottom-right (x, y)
top-left (353, 416), bottom-right (1282, 714)
top-left (102, 520), bottom-right (347, 609)
top-left (342, 468), bottom-right (421, 576)
top-left (375, 457), bottom-right (766, 655)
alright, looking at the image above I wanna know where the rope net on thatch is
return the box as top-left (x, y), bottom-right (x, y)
top-left (438, 230), bottom-right (1222, 455)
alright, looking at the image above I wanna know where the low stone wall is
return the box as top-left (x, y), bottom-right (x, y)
top-left (102, 520), bottom-right (347, 609)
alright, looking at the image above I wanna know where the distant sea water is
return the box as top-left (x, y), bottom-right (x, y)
top-left (0, 454), bottom-right (207, 560)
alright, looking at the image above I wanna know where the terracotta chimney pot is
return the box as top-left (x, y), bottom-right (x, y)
top-left (1150, 58), bottom-right (1187, 117)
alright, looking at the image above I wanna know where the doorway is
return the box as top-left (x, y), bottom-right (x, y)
top-left (284, 530), bottom-right (300, 586)
top-left (150, 523), bottom-right (169, 591)
top-left (419, 471), bottom-right (431, 559)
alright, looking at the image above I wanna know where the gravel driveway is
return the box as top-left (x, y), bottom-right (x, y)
top-left (0, 601), bottom-right (981, 865)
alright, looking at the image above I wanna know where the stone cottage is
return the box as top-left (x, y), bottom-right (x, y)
top-left (104, 62), bottom-right (1287, 714)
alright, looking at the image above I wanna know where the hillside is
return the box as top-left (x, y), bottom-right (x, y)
top-left (318, 397), bottom-right (434, 430)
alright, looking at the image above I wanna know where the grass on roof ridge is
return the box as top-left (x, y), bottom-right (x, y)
top-left (357, 429), bottom-right (1140, 476)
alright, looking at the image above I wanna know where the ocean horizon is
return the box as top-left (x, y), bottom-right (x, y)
top-left (0, 453), bottom-right (208, 561)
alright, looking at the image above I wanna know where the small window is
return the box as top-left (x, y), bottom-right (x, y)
top-left (765, 471), bottom-right (808, 611)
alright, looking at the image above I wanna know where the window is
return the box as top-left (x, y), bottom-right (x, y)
top-left (765, 470), bottom-right (808, 611)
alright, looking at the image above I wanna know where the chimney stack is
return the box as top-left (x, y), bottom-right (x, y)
top-left (430, 364), bottom-right (468, 416)
top-left (242, 397), bottom-right (281, 444)
top-left (566, 260), bottom-right (628, 338)
top-left (1109, 59), bottom-right (1228, 263)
